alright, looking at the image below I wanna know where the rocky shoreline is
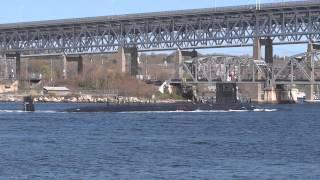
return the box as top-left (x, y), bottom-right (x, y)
top-left (0, 95), bottom-right (169, 104)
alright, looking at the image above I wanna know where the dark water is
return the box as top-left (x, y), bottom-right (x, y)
top-left (0, 103), bottom-right (319, 179)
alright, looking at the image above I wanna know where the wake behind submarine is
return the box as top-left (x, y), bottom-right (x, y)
top-left (63, 83), bottom-right (255, 113)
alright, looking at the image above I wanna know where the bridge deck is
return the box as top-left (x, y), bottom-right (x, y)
top-left (0, 0), bottom-right (319, 30)
top-left (0, 0), bottom-right (319, 54)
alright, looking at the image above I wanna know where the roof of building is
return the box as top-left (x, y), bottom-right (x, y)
top-left (43, 86), bottom-right (70, 91)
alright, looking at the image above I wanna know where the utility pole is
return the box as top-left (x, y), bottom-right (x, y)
top-left (25, 59), bottom-right (30, 90)
top-left (144, 55), bottom-right (148, 77)
top-left (50, 58), bottom-right (53, 85)
top-left (4, 57), bottom-right (8, 80)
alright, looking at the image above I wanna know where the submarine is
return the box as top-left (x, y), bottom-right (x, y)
top-left (64, 83), bottom-right (255, 113)
top-left (23, 96), bottom-right (35, 112)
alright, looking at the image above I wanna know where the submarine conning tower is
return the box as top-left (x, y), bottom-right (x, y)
top-left (23, 96), bottom-right (35, 112)
top-left (216, 83), bottom-right (238, 104)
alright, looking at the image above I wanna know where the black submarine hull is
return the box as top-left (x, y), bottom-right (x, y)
top-left (63, 83), bottom-right (254, 113)
top-left (64, 102), bottom-right (254, 113)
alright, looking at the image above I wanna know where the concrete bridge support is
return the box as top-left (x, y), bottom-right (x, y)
top-left (252, 37), bottom-right (274, 103)
top-left (117, 47), bottom-right (139, 76)
top-left (277, 85), bottom-right (295, 104)
top-left (253, 38), bottom-right (262, 62)
top-left (175, 49), bottom-right (198, 79)
top-left (62, 55), bottom-right (84, 79)
top-left (264, 85), bottom-right (295, 104)
top-left (305, 85), bottom-right (314, 101)
top-left (253, 37), bottom-right (274, 63)
top-left (5, 53), bottom-right (21, 80)
top-left (264, 86), bottom-right (278, 103)
top-left (305, 42), bottom-right (317, 101)
top-left (264, 84), bottom-right (297, 104)
top-left (252, 38), bottom-right (263, 102)
top-left (264, 38), bottom-right (274, 64)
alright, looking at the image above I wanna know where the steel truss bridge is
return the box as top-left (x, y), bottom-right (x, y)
top-left (0, 1), bottom-right (320, 55)
top-left (169, 49), bottom-right (320, 85)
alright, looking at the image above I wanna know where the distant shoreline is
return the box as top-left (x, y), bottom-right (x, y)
top-left (0, 94), bottom-right (185, 104)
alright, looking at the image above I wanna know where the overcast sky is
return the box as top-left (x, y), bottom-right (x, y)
top-left (0, 0), bottom-right (304, 56)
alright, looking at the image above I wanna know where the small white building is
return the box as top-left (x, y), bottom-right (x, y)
top-left (43, 86), bottom-right (71, 96)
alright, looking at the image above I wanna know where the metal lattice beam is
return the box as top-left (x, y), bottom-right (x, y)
top-left (173, 49), bottom-right (320, 85)
top-left (0, 1), bottom-right (320, 55)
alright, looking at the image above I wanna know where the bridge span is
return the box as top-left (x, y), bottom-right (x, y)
top-left (1, 1), bottom-right (320, 103)
top-left (0, 0), bottom-right (319, 54)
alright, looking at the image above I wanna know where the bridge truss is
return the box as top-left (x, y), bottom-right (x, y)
top-left (170, 49), bottom-right (320, 86)
top-left (0, 1), bottom-right (320, 55)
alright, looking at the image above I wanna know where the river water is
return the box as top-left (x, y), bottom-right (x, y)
top-left (0, 103), bottom-right (319, 179)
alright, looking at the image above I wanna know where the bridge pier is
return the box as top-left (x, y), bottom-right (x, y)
top-left (253, 38), bottom-right (274, 61)
top-left (264, 38), bottom-right (274, 64)
top-left (117, 47), bottom-right (138, 76)
top-left (253, 37), bottom-right (274, 61)
top-left (253, 38), bottom-right (261, 61)
top-left (277, 85), bottom-right (296, 104)
top-left (264, 85), bottom-right (295, 104)
top-left (263, 38), bottom-right (275, 103)
top-left (305, 85), bottom-right (314, 101)
top-left (175, 49), bottom-right (198, 79)
top-left (62, 55), bottom-right (84, 79)
top-left (305, 42), bottom-right (317, 101)
top-left (251, 38), bottom-right (264, 102)
top-left (252, 37), bottom-right (275, 103)
top-left (264, 86), bottom-right (278, 103)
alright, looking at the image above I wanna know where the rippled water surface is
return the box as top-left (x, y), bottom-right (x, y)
top-left (0, 103), bottom-right (319, 179)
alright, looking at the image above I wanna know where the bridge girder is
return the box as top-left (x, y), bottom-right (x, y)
top-left (175, 49), bottom-right (320, 86)
top-left (0, 1), bottom-right (320, 55)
